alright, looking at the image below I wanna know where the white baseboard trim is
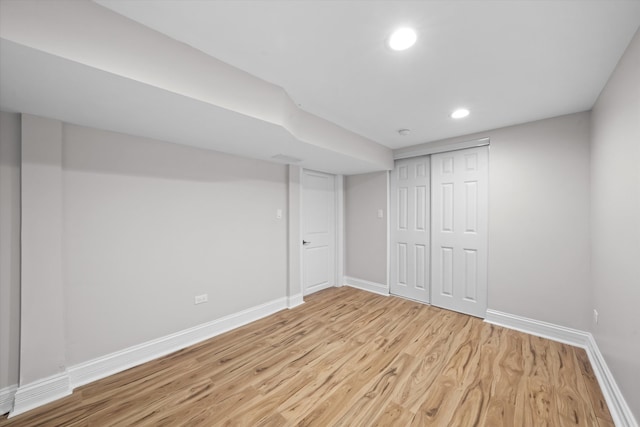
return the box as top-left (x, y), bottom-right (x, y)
top-left (485, 309), bottom-right (637, 427)
top-left (287, 293), bottom-right (304, 309)
top-left (68, 296), bottom-right (288, 390)
top-left (485, 309), bottom-right (590, 348)
top-left (344, 276), bottom-right (389, 296)
top-left (10, 373), bottom-right (71, 418)
top-left (585, 334), bottom-right (638, 427)
top-left (7, 296), bottom-right (289, 418)
top-left (0, 384), bottom-right (17, 415)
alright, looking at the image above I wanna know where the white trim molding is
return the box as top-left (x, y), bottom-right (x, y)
top-left (7, 296), bottom-right (288, 418)
top-left (0, 384), bottom-right (17, 415)
top-left (394, 137), bottom-right (490, 160)
top-left (485, 309), bottom-right (590, 348)
top-left (10, 372), bottom-right (71, 418)
top-left (485, 309), bottom-right (638, 427)
top-left (585, 334), bottom-right (638, 427)
top-left (68, 296), bottom-right (287, 389)
top-left (287, 293), bottom-right (304, 309)
top-left (344, 276), bottom-right (389, 296)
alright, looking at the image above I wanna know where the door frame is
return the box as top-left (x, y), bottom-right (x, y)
top-left (394, 137), bottom-right (489, 159)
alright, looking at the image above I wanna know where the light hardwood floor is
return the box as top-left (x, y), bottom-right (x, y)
top-left (1, 287), bottom-right (613, 426)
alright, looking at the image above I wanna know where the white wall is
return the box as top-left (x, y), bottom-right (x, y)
top-left (0, 112), bottom-right (20, 391)
top-left (394, 112), bottom-right (592, 331)
top-left (344, 172), bottom-right (388, 285)
top-left (590, 28), bottom-right (640, 419)
top-left (62, 123), bottom-right (288, 364)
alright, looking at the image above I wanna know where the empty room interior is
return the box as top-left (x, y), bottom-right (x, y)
top-left (1, 0), bottom-right (639, 425)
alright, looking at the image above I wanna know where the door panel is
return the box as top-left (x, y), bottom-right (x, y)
top-left (302, 170), bottom-right (335, 296)
top-left (431, 146), bottom-right (488, 318)
top-left (390, 157), bottom-right (430, 303)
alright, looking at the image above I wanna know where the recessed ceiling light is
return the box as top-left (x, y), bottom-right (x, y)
top-left (451, 108), bottom-right (470, 119)
top-left (388, 28), bottom-right (417, 51)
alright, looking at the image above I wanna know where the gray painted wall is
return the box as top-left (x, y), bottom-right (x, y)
top-left (287, 165), bottom-right (302, 299)
top-left (486, 113), bottom-right (592, 331)
top-left (21, 114), bottom-right (67, 384)
top-left (590, 28), bottom-right (640, 419)
top-left (0, 112), bottom-right (20, 390)
top-left (393, 111), bottom-right (592, 331)
top-left (344, 172), bottom-right (387, 285)
top-left (62, 123), bottom-right (288, 365)
top-left (6, 114), bottom-right (289, 385)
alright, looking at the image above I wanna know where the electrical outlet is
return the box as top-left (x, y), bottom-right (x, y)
top-left (593, 309), bottom-right (599, 324)
top-left (195, 294), bottom-right (208, 305)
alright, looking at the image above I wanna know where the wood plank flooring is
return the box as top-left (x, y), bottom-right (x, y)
top-left (1, 287), bottom-right (613, 426)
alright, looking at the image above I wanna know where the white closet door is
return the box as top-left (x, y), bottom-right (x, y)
top-left (431, 146), bottom-right (488, 318)
top-left (390, 156), bottom-right (430, 303)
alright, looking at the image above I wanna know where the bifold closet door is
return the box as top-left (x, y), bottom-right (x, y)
top-left (390, 156), bottom-right (430, 303)
top-left (431, 146), bottom-right (488, 318)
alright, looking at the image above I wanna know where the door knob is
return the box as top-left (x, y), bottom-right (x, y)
top-left (302, 240), bottom-right (311, 245)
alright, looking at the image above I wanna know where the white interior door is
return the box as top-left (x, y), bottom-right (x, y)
top-left (302, 170), bottom-right (336, 296)
top-left (390, 157), bottom-right (430, 303)
top-left (431, 146), bottom-right (488, 318)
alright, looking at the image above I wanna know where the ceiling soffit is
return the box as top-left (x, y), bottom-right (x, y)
top-left (0, 0), bottom-right (393, 173)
